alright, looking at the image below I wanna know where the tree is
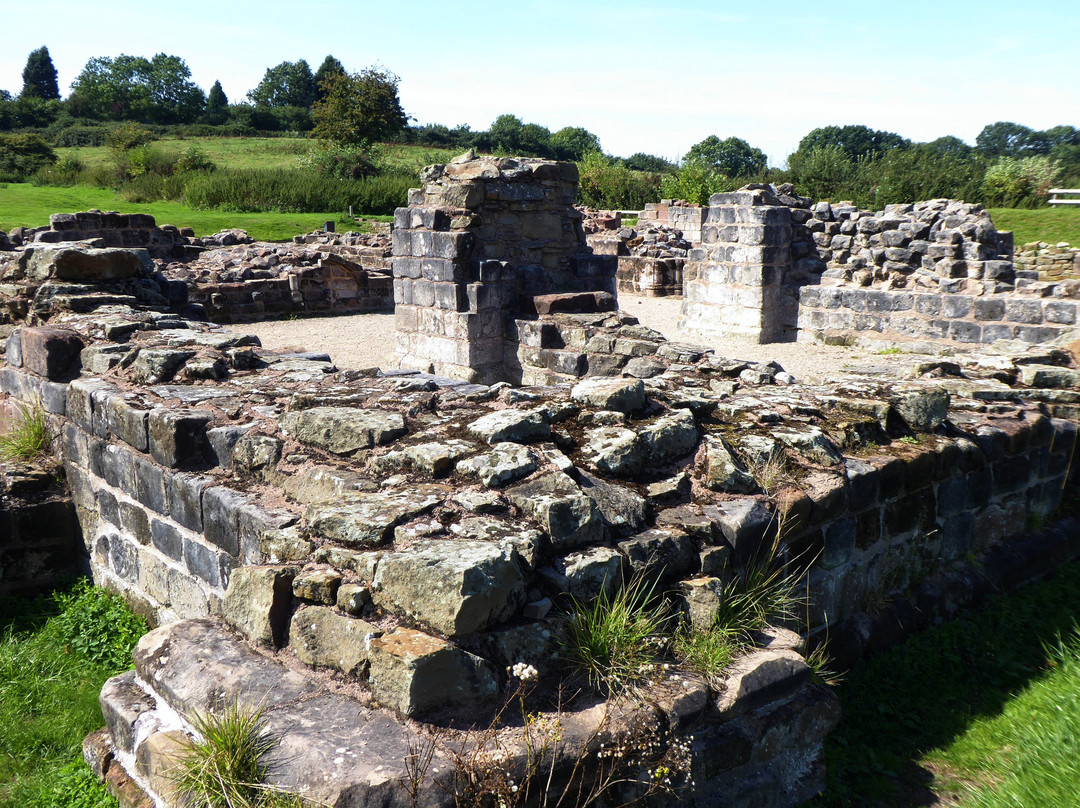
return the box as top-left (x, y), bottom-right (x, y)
top-left (795, 125), bottom-right (910, 162)
top-left (551, 126), bottom-right (601, 161)
top-left (623, 152), bottom-right (677, 173)
top-left (924, 135), bottom-right (973, 157)
top-left (67, 53), bottom-right (204, 123)
top-left (248, 60), bottom-right (316, 109)
top-left (0, 132), bottom-right (57, 180)
top-left (20, 46), bottom-right (60, 101)
top-left (313, 55), bottom-right (346, 103)
top-left (975, 121), bottom-right (1036, 158)
top-left (311, 67), bottom-right (407, 146)
top-left (684, 135), bottom-right (767, 177)
top-left (202, 80), bottom-right (228, 124)
top-left (486, 114), bottom-right (554, 157)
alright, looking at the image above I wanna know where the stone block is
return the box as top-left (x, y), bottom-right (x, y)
top-left (367, 628), bottom-right (497, 717)
top-left (133, 455), bottom-right (167, 515)
top-left (1005, 299), bottom-right (1044, 325)
top-left (183, 536), bottom-right (224, 588)
top-left (618, 528), bottom-right (698, 585)
top-left (222, 566), bottom-right (298, 647)
top-left (202, 486), bottom-right (249, 556)
top-left (714, 649), bottom-right (811, 715)
top-left (289, 606), bottom-right (377, 676)
top-left (280, 407), bottom-right (406, 455)
top-left (167, 473), bottom-right (209, 532)
top-left (119, 500), bottom-right (152, 546)
top-left (570, 377), bottom-right (645, 413)
top-left (150, 517), bottom-right (184, 562)
top-left (99, 670), bottom-right (155, 754)
top-left (820, 518), bottom-right (856, 569)
top-left (293, 569), bottom-right (343, 604)
top-left (20, 327), bottom-right (85, 381)
top-left (972, 298), bottom-right (1006, 321)
top-left (148, 408), bottom-right (214, 468)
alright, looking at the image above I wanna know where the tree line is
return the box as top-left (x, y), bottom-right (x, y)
top-left (2, 45), bottom-right (1077, 211)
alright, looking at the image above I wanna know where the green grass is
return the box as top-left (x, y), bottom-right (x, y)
top-left (811, 557), bottom-right (1080, 807)
top-left (0, 402), bottom-right (53, 462)
top-left (0, 182), bottom-right (363, 241)
top-left (0, 579), bottom-right (148, 808)
top-left (54, 137), bottom-right (458, 175)
top-left (989, 206), bottom-right (1080, 246)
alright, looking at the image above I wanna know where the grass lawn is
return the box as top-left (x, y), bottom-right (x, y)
top-left (0, 182), bottom-right (382, 242)
top-left (988, 206), bottom-right (1080, 246)
top-left (812, 556), bottom-right (1080, 807)
top-left (55, 137), bottom-right (459, 175)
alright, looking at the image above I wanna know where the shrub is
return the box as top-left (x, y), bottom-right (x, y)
top-left (105, 121), bottom-right (155, 153)
top-left (183, 168), bottom-right (411, 215)
top-left (298, 142), bottom-right (380, 180)
top-left (785, 144), bottom-right (857, 203)
top-left (982, 155), bottom-right (1061, 208)
top-left (47, 579), bottom-right (148, 668)
top-left (175, 145), bottom-right (216, 173)
top-left (560, 575), bottom-right (671, 694)
top-left (659, 162), bottom-right (739, 206)
top-left (0, 131), bottom-right (57, 181)
top-left (0, 401), bottom-right (53, 462)
top-left (576, 151), bottom-right (662, 210)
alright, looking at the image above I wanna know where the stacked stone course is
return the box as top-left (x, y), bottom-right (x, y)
top-left (1016, 240), bottom-right (1080, 280)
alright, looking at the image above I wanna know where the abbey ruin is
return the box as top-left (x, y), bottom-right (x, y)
top-left (1, 152), bottom-right (1078, 808)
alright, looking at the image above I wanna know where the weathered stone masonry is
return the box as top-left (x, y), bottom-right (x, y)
top-left (1, 161), bottom-right (1079, 808)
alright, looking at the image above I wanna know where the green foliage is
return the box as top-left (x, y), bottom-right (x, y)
top-left (795, 124), bottom-right (910, 162)
top-left (659, 161), bottom-right (738, 206)
top-left (0, 580), bottom-right (146, 807)
top-left (976, 120), bottom-right (1045, 158)
top-left (183, 168), bottom-right (410, 215)
top-left (106, 121), bottom-right (154, 153)
top-left (671, 624), bottom-right (740, 681)
top-left (982, 155), bottom-right (1061, 208)
top-left (248, 60), bottom-right (316, 109)
top-left (313, 56), bottom-right (346, 104)
top-left (711, 537), bottom-right (804, 637)
top-left (68, 53), bottom-right (206, 124)
top-left (0, 131), bottom-right (56, 181)
top-left (857, 144), bottom-right (988, 208)
top-left (175, 145), bottom-right (216, 173)
top-left (812, 559), bottom-right (1080, 806)
top-left (0, 400), bottom-right (53, 461)
top-left (312, 68), bottom-right (407, 147)
top-left (203, 81), bottom-right (230, 125)
top-left (550, 126), bottom-right (602, 161)
top-left (576, 151), bottom-right (661, 209)
top-left (20, 46), bottom-right (60, 102)
top-left (560, 576), bottom-right (671, 694)
top-left (623, 152), bottom-right (677, 173)
top-left (38, 756), bottom-right (116, 808)
top-left (298, 142), bottom-right (380, 180)
top-left (988, 206), bottom-right (1080, 246)
top-left (785, 144), bottom-right (857, 203)
top-left (46, 579), bottom-right (149, 668)
top-left (684, 134), bottom-right (767, 178)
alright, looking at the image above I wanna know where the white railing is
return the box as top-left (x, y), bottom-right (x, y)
top-left (1048, 189), bottom-right (1080, 206)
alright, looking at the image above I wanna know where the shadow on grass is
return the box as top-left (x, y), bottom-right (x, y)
top-left (809, 557), bottom-right (1080, 807)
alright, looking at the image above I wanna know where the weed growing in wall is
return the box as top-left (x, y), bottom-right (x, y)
top-left (0, 400), bottom-right (53, 462)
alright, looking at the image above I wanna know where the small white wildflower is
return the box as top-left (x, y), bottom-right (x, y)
top-left (511, 662), bottom-right (539, 682)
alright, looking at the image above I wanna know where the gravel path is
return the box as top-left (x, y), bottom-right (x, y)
top-left (231, 294), bottom-right (905, 384)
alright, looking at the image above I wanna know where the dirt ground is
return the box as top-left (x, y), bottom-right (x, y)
top-left (231, 293), bottom-right (907, 384)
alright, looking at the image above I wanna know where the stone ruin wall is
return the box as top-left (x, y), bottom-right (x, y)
top-left (1, 160), bottom-right (1080, 807)
top-left (0, 213), bottom-right (394, 325)
top-left (1016, 239), bottom-right (1080, 280)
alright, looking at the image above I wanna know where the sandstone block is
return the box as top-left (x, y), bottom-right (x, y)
top-left (222, 566), bottom-right (297, 646)
top-left (148, 409), bottom-right (214, 468)
top-left (455, 443), bottom-right (537, 488)
top-left (466, 407), bottom-right (550, 444)
top-left (373, 539), bottom-right (527, 636)
top-left (367, 628), bottom-right (497, 716)
top-left (289, 605), bottom-right (377, 676)
top-left (306, 485), bottom-right (448, 546)
top-left (570, 377), bottom-right (646, 413)
top-left (280, 407), bottom-right (406, 455)
top-left (20, 327), bottom-right (84, 381)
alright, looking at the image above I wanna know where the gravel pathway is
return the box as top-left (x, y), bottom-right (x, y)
top-left (231, 294), bottom-right (907, 384)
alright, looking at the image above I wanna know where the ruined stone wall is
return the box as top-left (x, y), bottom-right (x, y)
top-left (391, 154), bottom-right (616, 383)
top-left (5, 211), bottom-right (200, 261)
top-left (680, 187), bottom-right (798, 342)
top-left (639, 201), bottom-right (705, 244)
top-left (1016, 240), bottom-right (1080, 280)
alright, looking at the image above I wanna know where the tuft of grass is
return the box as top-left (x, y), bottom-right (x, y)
top-left (0, 401), bottom-right (53, 462)
top-left (560, 576), bottom-right (671, 695)
top-left (876, 346), bottom-right (903, 355)
top-left (174, 702), bottom-right (318, 808)
top-left (671, 624), bottom-right (741, 682)
top-left (712, 538), bottom-right (804, 638)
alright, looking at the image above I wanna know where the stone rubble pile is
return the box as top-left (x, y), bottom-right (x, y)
top-left (585, 215), bottom-right (693, 298)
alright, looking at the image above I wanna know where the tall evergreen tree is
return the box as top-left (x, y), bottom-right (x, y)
top-left (202, 80), bottom-right (229, 124)
top-left (20, 46), bottom-right (60, 101)
top-left (313, 55), bottom-right (345, 103)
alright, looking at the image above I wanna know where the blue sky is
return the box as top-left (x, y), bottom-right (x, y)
top-left (3, 0), bottom-right (1077, 165)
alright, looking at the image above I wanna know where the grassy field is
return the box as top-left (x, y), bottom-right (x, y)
top-left (0, 182), bottom-right (390, 241)
top-left (813, 557), bottom-right (1080, 807)
top-left (55, 137), bottom-right (459, 176)
top-left (988, 206), bottom-right (1080, 246)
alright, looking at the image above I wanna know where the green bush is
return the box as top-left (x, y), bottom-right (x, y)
top-left (183, 167), bottom-right (411, 214)
top-left (46, 579), bottom-right (149, 669)
top-left (0, 132), bottom-right (57, 181)
top-left (659, 162), bottom-right (739, 205)
top-left (576, 151), bottom-right (662, 210)
top-left (982, 155), bottom-right (1061, 208)
top-left (298, 142), bottom-right (380, 180)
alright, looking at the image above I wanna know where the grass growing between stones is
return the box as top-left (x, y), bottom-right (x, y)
top-left (0, 579), bottom-right (147, 808)
top-left (0, 401), bottom-right (53, 462)
top-left (811, 558), bottom-right (1080, 807)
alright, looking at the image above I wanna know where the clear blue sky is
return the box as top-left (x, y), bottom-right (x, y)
top-left (3, 0), bottom-right (1077, 165)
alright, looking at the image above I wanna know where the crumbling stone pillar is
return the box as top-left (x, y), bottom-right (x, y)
top-left (391, 153), bottom-right (615, 383)
top-left (680, 187), bottom-right (798, 343)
